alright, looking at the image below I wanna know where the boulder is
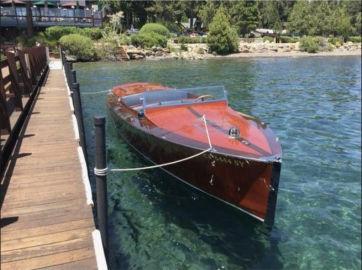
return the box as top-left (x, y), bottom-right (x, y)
top-left (130, 53), bottom-right (145, 60)
top-left (155, 51), bottom-right (164, 57)
top-left (127, 47), bottom-right (146, 60)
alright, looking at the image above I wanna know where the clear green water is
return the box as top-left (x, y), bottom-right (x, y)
top-left (76, 56), bottom-right (361, 270)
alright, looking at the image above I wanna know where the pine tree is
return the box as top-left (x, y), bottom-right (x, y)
top-left (207, 7), bottom-right (239, 55)
top-left (288, 0), bottom-right (312, 36)
top-left (228, 0), bottom-right (260, 36)
top-left (198, 0), bottom-right (218, 29)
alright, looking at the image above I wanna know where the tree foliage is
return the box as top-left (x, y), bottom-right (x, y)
top-left (198, 0), bottom-right (218, 29)
top-left (227, 0), bottom-right (260, 36)
top-left (98, 0), bottom-right (360, 38)
top-left (207, 7), bottom-right (239, 55)
top-left (259, 1), bottom-right (281, 30)
top-left (288, 0), bottom-right (355, 38)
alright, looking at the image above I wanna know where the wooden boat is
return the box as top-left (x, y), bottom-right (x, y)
top-left (107, 82), bottom-right (282, 226)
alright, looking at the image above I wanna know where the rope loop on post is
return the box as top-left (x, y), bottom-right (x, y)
top-left (94, 167), bottom-right (109, 176)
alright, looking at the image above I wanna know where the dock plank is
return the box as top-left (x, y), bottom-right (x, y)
top-left (1, 219), bottom-right (93, 242)
top-left (1, 248), bottom-right (95, 270)
top-left (1, 67), bottom-right (99, 269)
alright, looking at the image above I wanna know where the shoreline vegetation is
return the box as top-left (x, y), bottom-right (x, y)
top-left (51, 23), bottom-right (361, 62)
top-left (113, 40), bottom-right (361, 62)
top-left (5, 0), bottom-right (361, 61)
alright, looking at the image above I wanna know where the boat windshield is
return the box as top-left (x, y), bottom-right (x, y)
top-left (141, 85), bottom-right (227, 109)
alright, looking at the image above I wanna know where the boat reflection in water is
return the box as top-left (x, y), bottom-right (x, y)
top-left (107, 83), bottom-right (282, 226)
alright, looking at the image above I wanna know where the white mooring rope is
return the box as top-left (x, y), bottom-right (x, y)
top-left (81, 89), bottom-right (111, 96)
top-left (94, 115), bottom-right (212, 176)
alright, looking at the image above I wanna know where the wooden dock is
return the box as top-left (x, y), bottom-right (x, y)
top-left (1, 62), bottom-right (103, 269)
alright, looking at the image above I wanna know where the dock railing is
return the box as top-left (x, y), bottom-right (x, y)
top-left (0, 46), bottom-right (48, 176)
top-left (60, 50), bottom-right (88, 164)
top-left (60, 49), bottom-right (109, 259)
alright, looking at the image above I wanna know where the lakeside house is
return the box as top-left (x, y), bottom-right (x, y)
top-left (251, 28), bottom-right (288, 37)
top-left (0, 0), bottom-right (103, 28)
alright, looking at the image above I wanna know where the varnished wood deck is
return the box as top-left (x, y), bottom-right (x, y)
top-left (1, 66), bottom-right (99, 269)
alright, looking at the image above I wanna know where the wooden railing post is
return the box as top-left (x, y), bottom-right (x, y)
top-left (94, 116), bottom-right (108, 258)
top-left (5, 51), bottom-right (24, 111)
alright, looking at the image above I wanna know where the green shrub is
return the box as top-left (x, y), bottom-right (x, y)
top-left (328, 36), bottom-right (344, 46)
top-left (207, 8), bottom-right (239, 55)
top-left (45, 26), bottom-right (102, 41)
top-left (280, 36), bottom-right (299, 43)
top-left (59, 34), bottom-right (96, 61)
top-left (96, 40), bottom-right (117, 60)
top-left (300, 36), bottom-right (320, 53)
top-left (45, 26), bottom-right (77, 40)
top-left (180, 44), bottom-right (188, 51)
top-left (79, 28), bottom-right (102, 40)
top-left (167, 44), bottom-right (178, 53)
top-left (119, 34), bottom-right (131, 45)
top-left (16, 33), bottom-right (58, 51)
top-left (139, 23), bottom-right (170, 37)
top-left (131, 32), bottom-right (167, 48)
top-left (174, 36), bottom-right (207, 44)
top-left (348, 36), bottom-right (362, 43)
top-left (263, 36), bottom-right (275, 43)
top-left (16, 35), bottom-right (38, 47)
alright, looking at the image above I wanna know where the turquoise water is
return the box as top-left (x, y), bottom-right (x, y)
top-left (76, 56), bottom-right (361, 270)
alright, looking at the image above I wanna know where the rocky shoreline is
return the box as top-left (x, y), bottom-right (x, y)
top-left (85, 40), bottom-right (362, 62)
top-left (117, 41), bottom-right (361, 61)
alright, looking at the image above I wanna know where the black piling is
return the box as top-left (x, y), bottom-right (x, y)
top-left (64, 61), bottom-right (70, 82)
top-left (94, 116), bottom-right (108, 257)
top-left (72, 82), bottom-right (87, 159)
top-left (71, 70), bottom-right (77, 84)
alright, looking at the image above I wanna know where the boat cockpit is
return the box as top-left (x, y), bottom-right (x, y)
top-left (121, 85), bottom-right (227, 112)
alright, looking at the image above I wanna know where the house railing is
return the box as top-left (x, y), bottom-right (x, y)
top-left (0, 6), bottom-right (102, 27)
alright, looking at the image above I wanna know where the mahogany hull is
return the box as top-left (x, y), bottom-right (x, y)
top-left (108, 103), bottom-right (281, 226)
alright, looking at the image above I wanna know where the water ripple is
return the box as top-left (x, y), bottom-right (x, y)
top-left (76, 56), bottom-right (361, 270)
